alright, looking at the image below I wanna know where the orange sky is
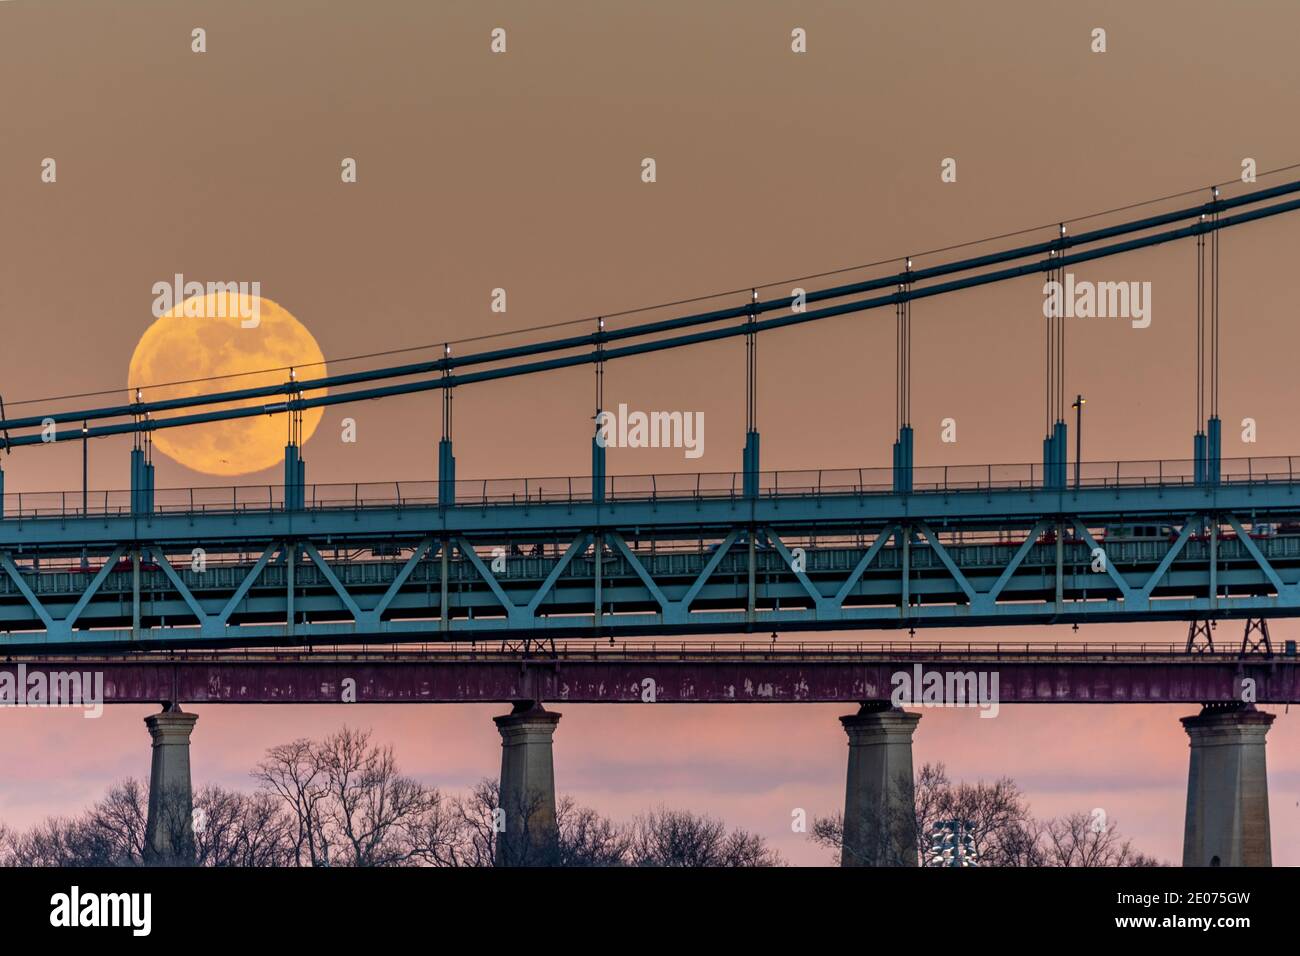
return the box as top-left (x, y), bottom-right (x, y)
top-left (1, 0), bottom-right (1298, 865)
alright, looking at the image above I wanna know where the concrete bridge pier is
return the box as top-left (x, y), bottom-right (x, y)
top-left (143, 703), bottom-right (199, 865)
top-left (840, 702), bottom-right (922, 867)
top-left (494, 700), bottom-right (561, 866)
top-left (1181, 703), bottom-right (1275, 867)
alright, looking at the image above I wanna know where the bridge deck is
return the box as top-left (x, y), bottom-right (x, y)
top-left (6, 458), bottom-right (1300, 650)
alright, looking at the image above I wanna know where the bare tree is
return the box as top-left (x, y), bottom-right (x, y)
top-left (628, 807), bottom-right (782, 867)
top-left (444, 779), bottom-right (502, 867)
top-left (4, 779), bottom-right (149, 867)
top-left (254, 727), bottom-right (456, 867)
top-left (89, 778), bottom-right (150, 864)
top-left (192, 785), bottom-right (297, 867)
top-left (1039, 811), bottom-right (1163, 867)
top-left (253, 737), bottom-right (331, 866)
top-left (557, 796), bottom-right (631, 867)
top-left (1, 729), bottom-right (823, 870)
top-left (0, 824), bottom-right (13, 867)
top-left (314, 727), bottom-right (445, 866)
top-left (810, 763), bottom-right (1163, 867)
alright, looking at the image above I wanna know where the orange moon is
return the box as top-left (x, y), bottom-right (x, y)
top-left (127, 293), bottom-right (327, 476)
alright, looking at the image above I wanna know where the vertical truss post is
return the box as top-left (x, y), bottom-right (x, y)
top-left (129, 390), bottom-right (155, 517)
top-left (746, 530), bottom-right (756, 626)
top-left (900, 525), bottom-right (911, 619)
top-left (1207, 415), bottom-right (1221, 488)
top-left (1053, 422), bottom-right (1067, 489)
top-left (287, 541), bottom-right (296, 638)
top-left (1055, 522), bottom-right (1064, 610)
top-left (892, 426), bottom-right (913, 494)
top-left (594, 532), bottom-right (604, 631)
top-left (284, 442), bottom-right (304, 510)
top-left (439, 537), bottom-right (450, 632)
top-left (284, 370), bottom-right (306, 511)
top-left (132, 548), bottom-right (141, 639)
top-left (130, 446), bottom-right (155, 517)
top-left (131, 446), bottom-right (143, 515)
top-left (1209, 514), bottom-right (1218, 611)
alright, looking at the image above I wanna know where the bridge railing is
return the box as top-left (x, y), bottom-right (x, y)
top-left (3, 455), bottom-right (1299, 519)
top-left (19, 639), bottom-right (1290, 663)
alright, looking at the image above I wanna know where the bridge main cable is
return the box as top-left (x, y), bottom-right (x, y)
top-left (5, 180), bottom-right (1300, 447)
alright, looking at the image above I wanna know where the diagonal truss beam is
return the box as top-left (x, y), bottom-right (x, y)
top-left (455, 536), bottom-right (517, 614)
top-left (916, 523), bottom-right (977, 604)
top-left (216, 542), bottom-right (282, 626)
top-left (763, 527), bottom-right (826, 609)
top-left (679, 529), bottom-right (739, 611)
top-left (979, 520), bottom-right (1048, 607)
top-left (608, 532), bottom-right (671, 613)
top-left (1, 553), bottom-right (55, 629)
top-left (150, 547), bottom-right (208, 624)
top-left (1071, 520), bottom-right (1135, 602)
top-left (526, 534), bottom-right (591, 614)
top-left (1224, 515), bottom-right (1288, 596)
top-left (1138, 518), bottom-right (1195, 598)
top-left (368, 537), bottom-right (435, 624)
top-left (64, 545), bottom-right (127, 629)
top-left (832, 526), bottom-right (897, 607)
top-left (302, 542), bottom-right (363, 621)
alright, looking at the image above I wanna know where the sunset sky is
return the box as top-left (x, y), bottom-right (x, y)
top-left (1, 0), bottom-right (1297, 865)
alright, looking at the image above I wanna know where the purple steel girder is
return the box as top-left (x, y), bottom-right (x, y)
top-left (1, 653), bottom-right (1295, 705)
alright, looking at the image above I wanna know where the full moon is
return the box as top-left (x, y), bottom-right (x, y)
top-left (127, 293), bottom-right (328, 476)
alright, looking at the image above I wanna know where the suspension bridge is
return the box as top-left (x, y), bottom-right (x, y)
top-left (1, 175), bottom-right (1297, 866)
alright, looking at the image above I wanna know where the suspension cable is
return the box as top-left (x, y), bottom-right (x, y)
top-left (1212, 187), bottom-right (1221, 418)
top-left (746, 290), bottom-right (758, 432)
top-left (896, 259), bottom-right (913, 431)
top-left (594, 318), bottom-right (605, 420)
top-left (441, 344), bottom-right (453, 442)
top-left (1196, 214), bottom-right (1206, 428)
top-left (7, 189), bottom-right (1300, 449)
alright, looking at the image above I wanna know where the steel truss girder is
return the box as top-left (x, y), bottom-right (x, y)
top-left (3, 503), bottom-right (1300, 650)
top-left (9, 480), bottom-right (1300, 553)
